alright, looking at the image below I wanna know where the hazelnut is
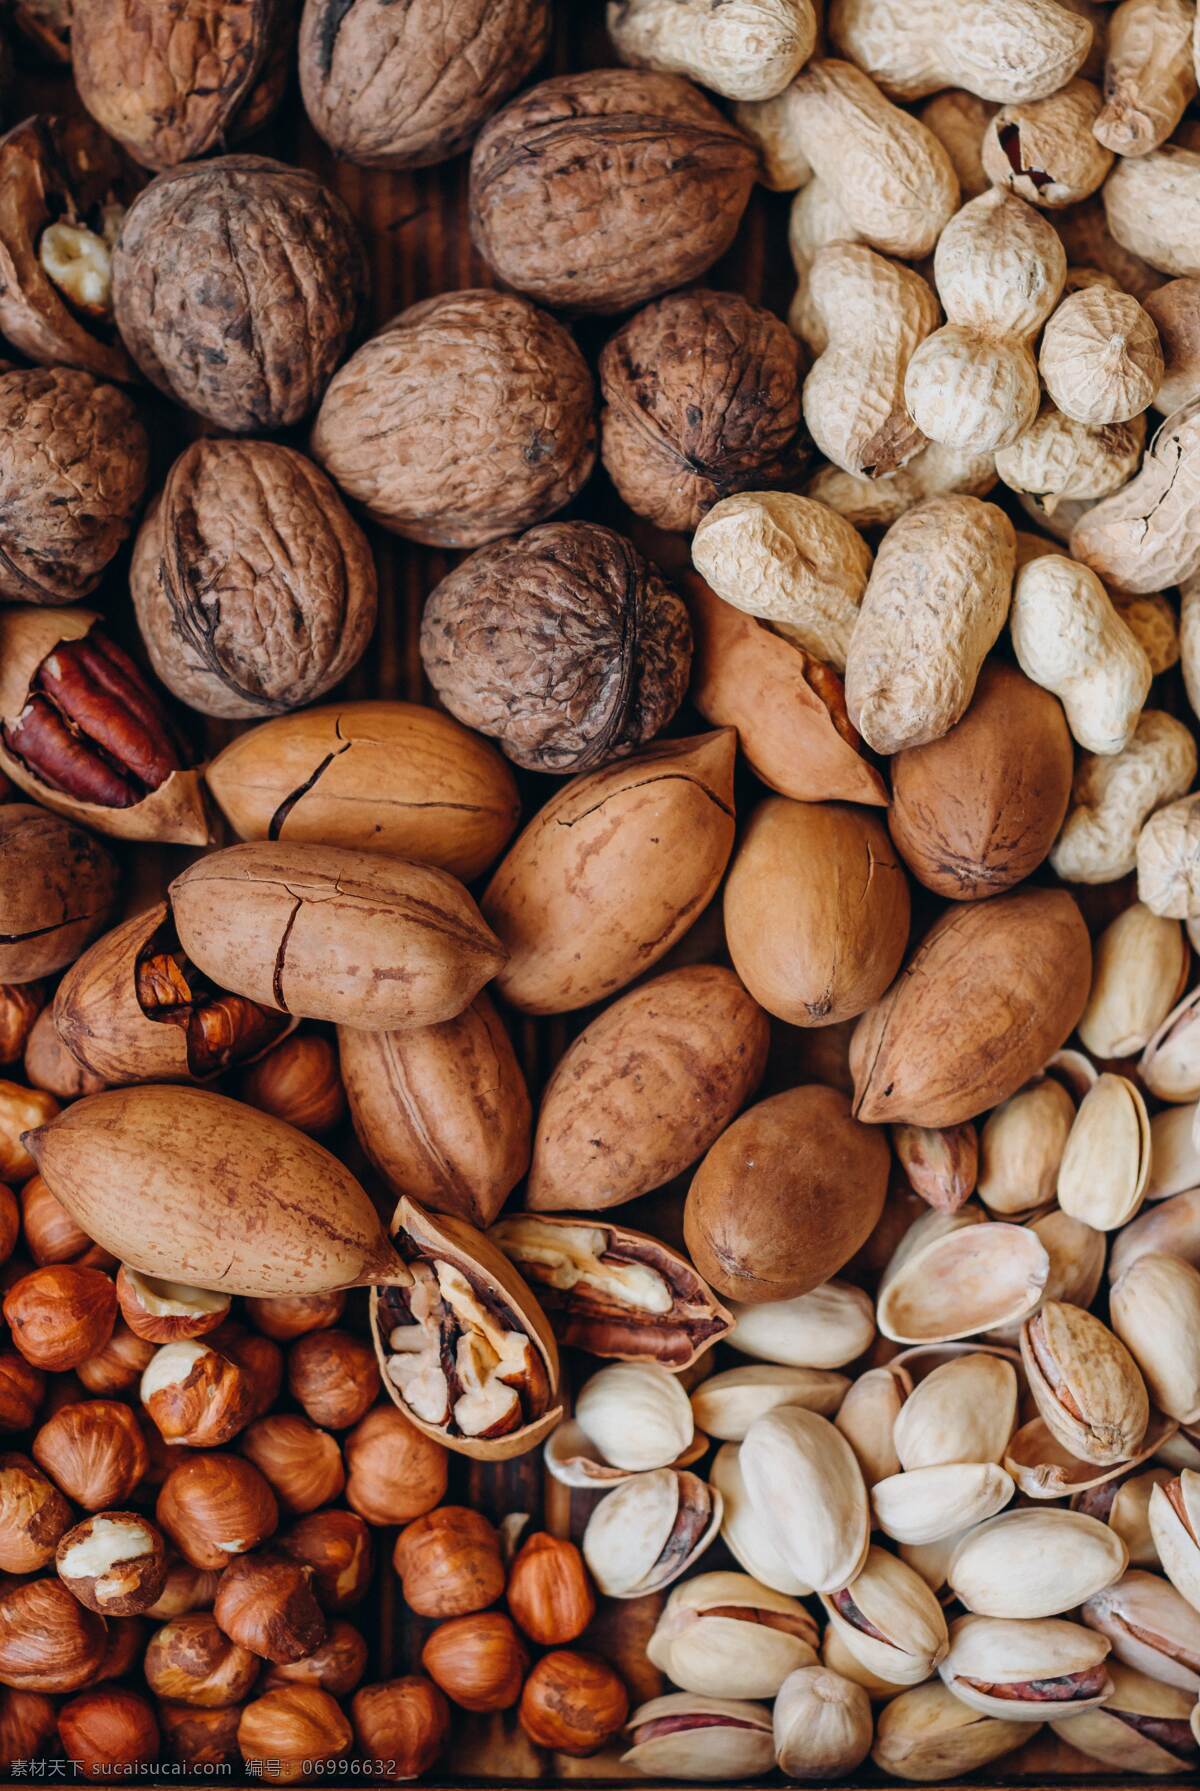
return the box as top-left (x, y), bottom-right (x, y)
top-left (287, 1329), bottom-right (379, 1431)
top-left (421, 1610), bottom-right (529, 1712)
top-left (23, 1009), bottom-right (108, 1101)
top-left (507, 1533), bottom-right (596, 1646)
top-left (245, 1290), bottom-right (346, 1343)
top-left (282, 1509), bottom-right (372, 1612)
top-left (0, 1689), bottom-right (57, 1772)
top-left (2, 1263), bottom-right (116, 1369)
top-left (344, 1406), bottom-right (448, 1527)
top-left (158, 1701), bottom-right (243, 1769)
top-left (0, 984), bottom-right (43, 1065)
top-left (144, 1559), bottom-right (223, 1621)
top-left (156, 1454), bottom-right (278, 1572)
top-left (214, 1550), bottom-right (327, 1664)
top-left (0, 1353), bottom-right (43, 1431)
top-left (517, 1650), bottom-right (629, 1757)
top-left (392, 1506), bottom-right (505, 1619)
top-left (0, 1083), bottom-right (57, 1184)
top-left (55, 1511), bottom-right (166, 1615)
top-left (213, 1322), bottom-right (284, 1422)
top-left (264, 1619), bottom-right (368, 1698)
top-left (240, 1414), bottom-right (345, 1515)
top-left (144, 1613), bottom-right (261, 1708)
top-left (237, 1685), bottom-right (352, 1786)
top-left (140, 1339), bottom-right (255, 1447)
top-left (0, 1186), bottom-right (18, 1268)
top-left (21, 1175), bottom-right (110, 1268)
top-left (95, 1616), bottom-right (147, 1684)
top-left (0, 1451), bottom-right (72, 1573)
top-left (0, 1577), bottom-right (107, 1691)
top-left (76, 1321), bottom-right (156, 1396)
top-left (115, 1267), bottom-right (230, 1343)
top-left (351, 1676), bottom-right (450, 1783)
top-left (238, 1034), bottom-right (346, 1138)
top-left (33, 1400), bottom-right (148, 1510)
top-left (57, 1687), bottom-right (159, 1781)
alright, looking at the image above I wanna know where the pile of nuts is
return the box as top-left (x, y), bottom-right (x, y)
top-left (8, 0), bottom-right (1200, 1785)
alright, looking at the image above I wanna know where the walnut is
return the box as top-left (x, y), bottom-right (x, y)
top-left (469, 68), bottom-right (758, 313)
top-left (419, 522), bottom-right (692, 774)
top-left (0, 367), bottom-right (148, 606)
top-left (298, 0), bottom-right (551, 170)
top-left (72, 1), bottom-right (284, 170)
top-left (310, 290), bottom-right (595, 549)
top-left (0, 115), bottom-right (133, 383)
top-left (129, 438), bottom-right (377, 720)
top-left (600, 288), bottom-right (807, 532)
top-left (111, 155), bottom-right (367, 432)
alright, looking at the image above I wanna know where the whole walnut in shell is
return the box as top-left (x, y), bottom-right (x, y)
top-left (600, 289), bottom-right (806, 532)
top-left (469, 69), bottom-right (758, 313)
top-left (420, 522), bottom-right (692, 774)
top-left (72, 0), bottom-right (285, 170)
top-left (112, 156), bottom-right (366, 432)
top-left (131, 439), bottom-right (377, 720)
top-left (299, 0), bottom-right (551, 169)
top-left (0, 367), bottom-right (147, 606)
top-left (311, 291), bottom-right (595, 548)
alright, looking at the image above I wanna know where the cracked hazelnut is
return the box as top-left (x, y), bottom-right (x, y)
top-left (264, 1618), bottom-right (368, 1698)
top-left (33, 1399), bottom-right (148, 1511)
top-left (0, 1083), bottom-right (57, 1184)
top-left (237, 1685), bottom-right (352, 1786)
top-left (507, 1533), bottom-right (596, 1646)
top-left (0, 1689), bottom-right (57, 1773)
top-left (0, 1354), bottom-right (44, 1432)
top-left (158, 1702), bottom-right (243, 1770)
top-left (55, 1511), bottom-right (166, 1615)
top-left (0, 804), bottom-right (119, 986)
top-left (23, 1009), bottom-right (108, 1102)
top-left (140, 1339), bottom-right (255, 1448)
top-left (76, 1321), bottom-right (154, 1396)
top-left (58, 1686), bottom-right (159, 1781)
top-left (145, 1613), bottom-right (261, 1708)
top-left (0, 1577), bottom-right (107, 1691)
top-left (287, 1329), bottom-right (379, 1432)
top-left (214, 1550), bottom-right (327, 1665)
top-left (240, 1415), bottom-right (344, 1516)
top-left (219, 1326), bottom-right (283, 1424)
top-left (421, 1611), bottom-right (528, 1713)
top-left (344, 1407), bottom-right (448, 1527)
top-left (282, 1509), bottom-right (371, 1612)
top-left (0, 1452), bottom-right (72, 1573)
top-left (0, 984), bottom-right (44, 1065)
top-left (518, 1649), bottom-right (629, 1757)
top-left (144, 1559), bottom-right (222, 1621)
top-left (245, 1291), bottom-right (346, 1344)
top-left (238, 1037), bottom-right (346, 1140)
top-left (351, 1676), bottom-right (450, 1782)
top-left (156, 1454), bottom-right (278, 1573)
top-left (393, 1507), bottom-right (505, 1620)
top-left (3, 1264), bottom-right (116, 1369)
top-left (117, 1267), bottom-right (231, 1344)
top-left (21, 1175), bottom-right (109, 1268)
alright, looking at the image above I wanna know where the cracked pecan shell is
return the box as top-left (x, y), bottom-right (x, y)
top-left (469, 68), bottom-right (758, 313)
top-left (299, 0), bottom-right (551, 170)
top-left (310, 290), bottom-right (595, 548)
top-left (0, 366), bottom-right (147, 606)
top-left (419, 522), bottom-right (692, 775)
top-left (111, 155), bottom-right (367, 432)
top-left (130, 439), bottom-right (377, 721)
top-left (0, 802), bottom-right (118, 985)
top-left (600, 289), bottom-right (807, 532)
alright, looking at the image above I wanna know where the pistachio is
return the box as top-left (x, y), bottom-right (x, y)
top-left (647, 1572), bottom-right (818, 1699)
top-left (1056, 1073), bottom-right (1150, 1232)
top-left (872, 1680), bottom-right (1028, 1783)
top-left (690, 1364), bottom-right (848, 1442)
top-left (1110, 1253), bottom-right (1200, 1424)
top-left (1141, 986), bottom-right (1200, 1103)
top-left (582, 1469), bottom-right (721, 1600)
top-left (822, 1625), bottom-right (911, 1702)
top-left (1005, 1409), bottom-right (1178, 1502)
top-left (1077, 903), bottom-right (1188, 1060)
top-left (1020, 1301), bottom-right (1150, 1466)
top-left (819, 1545), bottom-right (949, 1687)
top-left (872, 1464), bottom-right (1014, 1546)
top-left (1050, 1662), bottom-right (1199, 1776)
top-left (939, 1613), bottom-right (1113, 1720)
top-left (739, 1408), bottom-right (869, 1594)
top-left (1045, 1046), bottom-right (1099, 1100)
top-left (1144, 1102), bottom-right (1200, 1201)
top-left (976, 1077), bottom-right (1074, 1218)
top-left (892, 1354), bottom-right (1018, 1471)
top-left (1074, 1467), bottom-right (1176, 1570)
top-left (489, 1213), bottom-right (731, 1370)
top-left (834, 1365), bottom-right (911, 1488)
top-left (773, 1665), bottom-right (873, 1779)
top-left (543, 1416), bottom-right (705, 1491)
top-left (1149, 1472), bottom-right (1200, 1611)
top-left (891, 1123), bottom-right (978, 1214)
top-left (1110, 1188), bottom-right (1200, 1282)
top-left (574, 1362), bottom-right (694, 1472)
top-left (1159, 1423), bottom-right (1200, 1474)
top-left (877, 1206), bottom-right (1049, 1344)
top-left (1018, 1207), bottom-right (1107, 1323)
top-left (1082, 1571), bottom-right (1200, 1693)
top-left (947, 1509), bottom-right (1128, 1618)
top-left (899, 1530), bottom-right (970, 1601)
top-left (621, 1693), bottom-right (774, 1781)
top-left (709, 1443), bottom-right (811, 1597)
top-left (728, 1280), bottom-right (874, 1369)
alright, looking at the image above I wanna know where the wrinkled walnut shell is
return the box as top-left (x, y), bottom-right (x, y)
top-left (311, 290), bottom-right (595, 548)
top-left (130, 439), bottom-right (377, 720)
top-left (112, 155), bottom-right (367, 432)
top-left (420, 522), bottom-right (691, 775)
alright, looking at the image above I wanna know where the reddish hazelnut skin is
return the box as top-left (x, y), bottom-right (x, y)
top-left (21, 1175), bottom-right (107, 1268)
top-left (0, 1578), bottom-right (108, 1691)
top-left (0, 1185), bottom-right (18, 1265)
top-left (286, 1329), bottom-right (379, 1430)
top-left (238, 1034), bottom-right (346, 1137)
top-left (76, 1321), bottom-right (155, 1395)
top-left (214, 1550), bottom-right (327, 1665)
top-left (158, 1701), bottom-right (243, 1769)
top-left (0, 1352), bottom-right (44, 1430)
top-left (264, 1619), bottom-right (368, 1698)
top-left (3, 1264), bottom-right (116, 1369)
top-left (156, 1453), bottom-right (279, 1572)
top-left (352, 1676), bottom-right (450, 1782)
top-left (506, 1532), bottom-right (596, 1645)
top-left (282, 1508), bottom-right (372, 1611)
top-left (240, 1414), bottom-right (345, 1515)
top-left (115, 1265), bottom-right (230, 1342)
top-left (237, 1684), bottom-right (352, 1785)
top-left (0, 1451), bottom-right (72, 1573)
top-left (95, 1617), bottom-right (148, 1684)
top-left (392, 1506), bottom-right (505, 1618)
top-left (55, 1511), bottom-right (167, 1616)
top-left (344, 1406), bottom-right (447, 1526)
top-left (140, 1341), bottom-right (255, 1447)
top-left (517, 1650), bottom-right (629, 1756)
top-left (57, 1687), bottom-right (159, 1781)
top-left (32, 1400), bottom-right (148, 1510)
top-left (245, 1289), bottom-right (346, 1342)
top-left (144, 1613), bottom-right (261, 1708)
top-left (420, 1611), bottom-right (528, 1712)
top-left (0, 1687), bottom-right (57, 1770)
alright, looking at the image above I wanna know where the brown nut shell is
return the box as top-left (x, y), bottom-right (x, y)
top-left (684, 1084), bottom-right (891, 1305)
top-left (889, 662), bottom-right (1074, 899)
top-left (0, 1577), bottom-right (108, 1692)
top-left (0, 804), bottom-right (118, 985)
top-left (144, 1611), bottom-right (261, 1707)
top-left (23, 1008), bottom-right (109, 1100)
top-left (469, 69), bottom-right (756, 313)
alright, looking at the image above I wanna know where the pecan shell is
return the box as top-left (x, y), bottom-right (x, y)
top-left (0, 803), bottom-right (119, 986)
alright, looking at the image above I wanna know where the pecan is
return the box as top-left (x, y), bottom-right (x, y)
top-left (135, 947), bottom-right (288, 1079)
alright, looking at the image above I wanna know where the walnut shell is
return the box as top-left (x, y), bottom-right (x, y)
top-left (72, 0), bottom-right (282, 170)
top-left (0, 805), bottom-right (118, 986)
top-left (130, 439), bottom-right (377, 720)
top-left (0, 367), bottom-right (147, 606)
top-left (310, 290), bottom-right (595, 548)
top-left (420, 522), bottom-right (691, 775)
top-left (600, 289), bottom-right (806, 531)
top-left (112, 156), bottom-right (367, 432)
top-left (469, 69), bottom-right (757, 313)
top-left (299, 0), bottom-right (551, 169)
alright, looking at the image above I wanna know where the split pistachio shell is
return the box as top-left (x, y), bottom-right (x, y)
top-left (622, 1694), bottom-right (775, 1782)
top-left (900, 1530), bottom-right (969, 1599)
top-left (1159, 1424), bottom-right (1200, 1473)
top-left (728, 1280), bottom-right (875, 1368)
top-left (1110, 1188), bottom-right (1200, 1282)
top-left (939, 1613), bottom-right (1112, 1720)
top-left (822, 1625), bottom-right (911, 1702)
top-left (1110, 1253), bottom-right (1200, 1423)
top-left (1046, 1046), bottom-right (1099, 1100)
top-left (544, 1417), bottom-right (705, 1490)
top-left (740, 1407), bottom-right (870, 1593)
top-left (947, 1508), bottom-right (1128, 1618)
top-left (1104, 1468), bottom-right (1176, 1569)
top-left (1145, 1102), bottom-right (1200, 1200)
top-left (877, 1206), bottom-right (1049, 1344)
top-left (1050, 1662), bottom-right (1200, 1777)
top-left (710, 1443), bottom-right (811, 1596)
top-left (1141, 986), bottom-right (1200, 1102)
top-left (646, 1572), bottom-right (818, 1699)
top-left (1005, 1409), bottom-right (1178, 1501)
top-left (1077, 903), bottom-right (1188, 1059)
top-left (976, 1078), bottom-right (1074, 1217)
top-left (1082, 1570), bottom-right (1200, 1693)
top-left (986, 1206), bottom-right (1107, 1346)
top-left (872, 1464), bottom-right (1014, 1546)
top-left (1149, 1472), bottom-right (1200, 1610)
top-left (1056, 1073), bottom-right (1150, 1231)
top-left (690, 1364), bottom-right (848, 1441)
top-left (582, 1467), bottom-right (721, 1599)
top-left (892, 1354), bottom-right (1018, 1470)
top-left (1021, 1300), bottom-right (1150, 1466)
top-left (773, 1665), bottom-right (873, 1780)
top-left (835, 1364), bottom-right (910, 1487)
top-left (819, 1545), bottom-right (949, 1687)
top-left (872, 1680), bottom-right (1029, 1783)
top-left (574, 1361), bottom-right (695, 1471)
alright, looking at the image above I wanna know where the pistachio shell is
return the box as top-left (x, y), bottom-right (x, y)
top-left (1110, 1188), bottom-right (1200, 1282)
top-left (740, 1407), bottom-right (869, 1593)
top-left (583, 1469), bottom-right (721, 1600)
top-left (622, 1694), bottom-right (774, 1781)
top-left (1103, 1467), bottom-right (1176, 1569)
top-left (877, 1206), bottom-right (1049, 1344)
top-left (647, 1571), bottom-right (818, 1700)
top-left (1050, 1662), bottom-right (1199, 1776)
top-left (773, 1665), bottom-right (873, 1779)
top-left (1082, 1570), bottom-right (1200, 1693)
top-left (710, 1442), bottom-right (811, 1596)
top-left (947, 1508), bottom-right (1128, 1617)
top-left (820, 1545), bottom-right (949, 1687)
top-left (1141, 986), bottom-right (1200, 1102)
top-left (976, 1078), bottom-right (1074, 1217)
top-left (1077, 903), bottom-right (1188, 1060)
top-left (1057, 1072), bottom-right (1151, 1231)
top-left (1145, 1103), bottom-right (1200, 1201)
top-left (728, 1280), bottom-right (874, 1368)
top-left (988, 1206), bottom-right (1108, 1346)
top-left (544, 1417), bottom-right (706, 1489)
top-left (900, 1530), bottom-right (970, 1600)
top-left (1005, 1410), bottom-right (1178, 1501)
top-left (575, 1361), bottom-right (694, 1471)
top-left (690, 1363), bottom-right (848, 1441)
top-left (834, 1364), bottom-right (910, 1487)
top-left (892, 1354), bottom-right (1018, 1470)
top-left (1149, 1472), bottom-right (1200, 1610)
top-left (1021, 1300), bottom-right (1150, 1466)
top-left (940, 1613), bottom-right (1112, 1720)
top-left (872, 1464), bottom-right (1014, 1546)
top-left (872, 1680), bottom-right (1028, 1782)
top-left (1110, 1253), bottom-right (1200, 1423)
